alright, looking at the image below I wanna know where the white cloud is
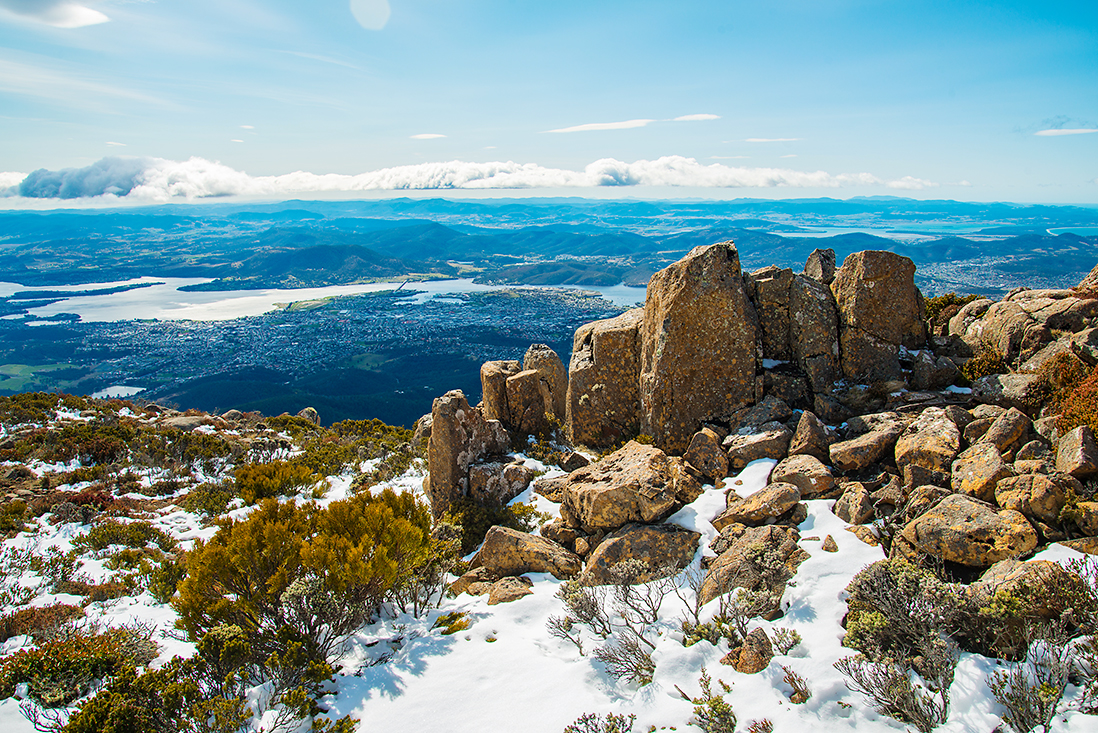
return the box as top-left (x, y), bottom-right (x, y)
top-left (546, 119), bottom-right (655, 133)
top-left (745, 137), bottom-right (802, 143)
top-left (885, 176), bottom-right (939, 190)
top-left (230, 139), bottom-right (244, 143)
top-left (240, 125), bottom-right (255, 130)
top-left (0, 0), bottom-right (108, 28)
top-left (5, 155), bottom-right (938, 201)
top-left (1035, 128), bottom-right (1098, 136)
top-left (0, 171), bottom-right (26, 191)
top-left (411, 133), bottom-right (446, 139)
top-left (106, 141), bottom-right (125, 146)
top-left (780, 154), bottom-right (797, 158)
top-left (711, 156), bottom-right (749, 160)
top-left (349, 0), bottom-right (390, 30)
top-left (673, 114), bottom-right (720, 122)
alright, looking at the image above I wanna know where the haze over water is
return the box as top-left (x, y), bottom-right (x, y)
top-left (0, 278), bottom-right (647, 322)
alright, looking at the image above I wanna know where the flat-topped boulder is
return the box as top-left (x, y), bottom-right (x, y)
top-left (724, 422), bottom-right (793, 471)
top-left (770, 453), bottom-right (835, 498)
top-left (558, 440), bottom-right (701, 533)
top-left (640, 242), bottom-right (758, 453)
top-left (951, 442), bottom-right (1012, 503)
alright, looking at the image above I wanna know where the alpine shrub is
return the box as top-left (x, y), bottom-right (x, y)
top-left (174, 489), bottom-right (431, 660)
top-left (234, 460), bottom-right (316, 504)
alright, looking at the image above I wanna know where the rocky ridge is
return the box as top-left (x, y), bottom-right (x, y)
top-left (424, 240), bottom-right (1098, 607)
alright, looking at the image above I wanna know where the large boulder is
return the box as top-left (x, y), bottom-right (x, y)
top-left (700, 525), bottom-right (809, 605)
top-left (894, 494), bottom-right (1038, 568)
top-left (640, 242), bottom-right (758, 453)
top-left (787, 410), bottom-right (836, 463)
top-left (726, 395), bottom-right (793, 433)
top-left (969, 559), bottom-right (1087, 622)
top-left (566, 308), bottom-right (644, 448)
top-left (833, 482), bottom-right (874, 524)
top-left (684, 427), bottom-right (729, 481)
top-left (894, 407), bottom-right (961, 477)
top-left (480, 360), bottom-right (522, 422)
top-left (1057, 425), bottom-right (1098, 479)
top-left (468, 462), bottom-right (536, 506)
top-left (951, 442), bottom-right (1012, 503)
top-left (713, 482), bottom-right (801, 530)
top-left (487, 576), bottom-right (534, 605)
top-left (831, 251), bottom-right (924, 381)
top-left (748, 265), bottom-right (795, 361)
top-left (724, 422), bottom-right (793, 471)
top-left (471, 526), bottom-right (581, 580)
top-left (558, 441), bottom-right (701, 533)
top-left (971, 374), bottom-right (1043, 416)
top-left (790, 274), bottom-right (840, 392)
top-left (523, 343), bottom-right (568, 421)
top-left (505, 369), bottom-right (552, 437)
top-left (770, 454), bottom-right (835, 498)
top-left (579, 523), bottom-right (700, 586)
top-left (425, 390), bottom-right (510, 518)
top-left (829, 422), bottom-right (905, 472)
top-left (978, 408), bottom-right (1031, 455)
top-left (994, 473), bottom-right (1074, 526)
top-left (911, 350), bottom-right (961, 391)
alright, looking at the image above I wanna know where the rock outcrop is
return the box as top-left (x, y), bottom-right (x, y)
top-left (424, 390), bottom-right (510, 518)
top-left (640, 242), bottom-right (757, 453)
top-left (831, 250), bottom-right (924, 381)
top-left (565, 308), bottom-right (643, 448)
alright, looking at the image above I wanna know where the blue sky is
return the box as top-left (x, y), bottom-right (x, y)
top-left (0, 0), bottom-right (1095, 203)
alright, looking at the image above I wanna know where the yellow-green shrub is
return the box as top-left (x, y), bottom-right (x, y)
top-left (234, 460), bottom-right (316, 504)
top-left (72, 520), bottom-right (176, 554)
top-left (174, 490), bottom-right (431, 660)
top-left (960, 343), bottom-right (1005, 381)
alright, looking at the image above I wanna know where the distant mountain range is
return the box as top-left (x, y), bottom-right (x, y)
top-left (1, 196), bottom-right (1095, 295)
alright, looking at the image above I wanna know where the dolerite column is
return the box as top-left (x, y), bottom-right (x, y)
top-left (640, 242), bottom-right (757, 454)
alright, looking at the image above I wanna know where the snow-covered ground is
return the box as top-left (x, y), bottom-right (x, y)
top-left (0, 451), bottom-right (1093, 733)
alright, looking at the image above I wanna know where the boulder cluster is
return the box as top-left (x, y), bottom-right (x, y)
top-left (420, 241), bottom-right (1098, 609)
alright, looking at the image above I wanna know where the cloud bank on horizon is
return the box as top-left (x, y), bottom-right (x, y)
top-left (1, 156), bottom-right (938, 202)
